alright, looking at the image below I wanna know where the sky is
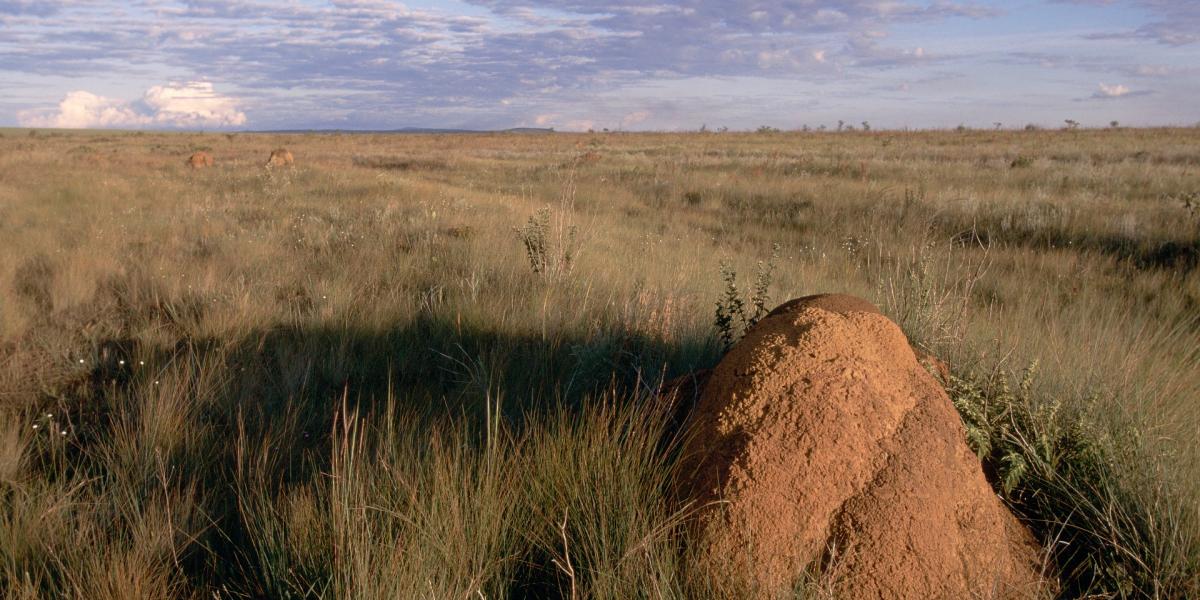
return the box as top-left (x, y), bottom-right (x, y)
top-left (1, 0), bottom-right (1198, 131)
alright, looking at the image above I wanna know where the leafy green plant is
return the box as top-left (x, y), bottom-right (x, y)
top-left (714, 262), bottom-right (747, 350)
top-left (517, 207), bottom-right (552, 274)
top-left (515, 206), bottom-right (579, 279)
top-left (714, 243), bottom-right (780, 350)
top-left (947, 363), bottom-right (1199, 598)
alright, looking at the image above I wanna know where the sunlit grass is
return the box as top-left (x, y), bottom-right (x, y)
top-left (0, 127), bottom-right (1196, 598)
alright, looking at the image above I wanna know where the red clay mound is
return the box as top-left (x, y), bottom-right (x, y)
top-left (187, 151), bottom-right (214, 169)
top-left (681, 294), bottom-right (1044, 598)
top-left (267, 148), bottom-right (294, 167)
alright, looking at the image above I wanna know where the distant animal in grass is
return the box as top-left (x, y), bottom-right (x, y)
top-left (187, 151), bottom-right (213, 169)
top-left (267, 148), bottom-right (294, 167)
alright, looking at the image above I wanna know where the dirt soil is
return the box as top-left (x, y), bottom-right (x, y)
top-left (680, 294), bottom-right (1045, 598)
top-left (187, 151), bottom-right (213, 169)
top-left (267, 148), bottom-right (294, 167)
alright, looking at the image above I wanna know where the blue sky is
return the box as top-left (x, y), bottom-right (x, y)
top-left (1, 0), bottom-right (1197, 131)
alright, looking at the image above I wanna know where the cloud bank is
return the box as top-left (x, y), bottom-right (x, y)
top-left (18, 82), bottom-right (246, 129)
top-left (1066, 0), bottom-right (1200, 46)
top-left (3, 1), bottom-right (1198, 129)
top-left (1095, 82), bottom-right (1131, 98)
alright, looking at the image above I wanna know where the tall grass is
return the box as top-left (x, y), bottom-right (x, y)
top-left (0, 127), bottom-right (1196, 598)
top-left (228, 391), bottom-right (689, 600)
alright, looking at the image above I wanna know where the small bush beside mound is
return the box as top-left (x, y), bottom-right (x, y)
top-left (949, 366), bottom-right (1200, 598)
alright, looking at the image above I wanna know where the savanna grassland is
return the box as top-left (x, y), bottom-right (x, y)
top-left (0, 126), bottom-right (1197, 598)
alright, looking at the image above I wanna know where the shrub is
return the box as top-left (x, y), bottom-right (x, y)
top-left (948, 365), bottom-right (1200, 598)
top-left (1170, 190), bottom-right (1199, 225)
top-left (517, 208), bottom-right (552, 274)
top-left (515, 207), bottom-right (579, 279)
top-left (714, 244), bottom-right (780, 350)
top-left (714, 263), bottom-right (747, 351)
top-left (1010, 155), bottom-right (1035, 169)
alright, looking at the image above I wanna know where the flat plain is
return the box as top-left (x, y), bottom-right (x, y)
top-left (0, 127), bottom-right (1197, 598)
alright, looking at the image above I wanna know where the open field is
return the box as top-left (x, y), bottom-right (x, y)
top-left (1, 127), bottom-right (1198, 598)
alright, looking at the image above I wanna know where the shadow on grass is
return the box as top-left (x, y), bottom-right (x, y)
top-left (43, 312), bottom-right (721, 596)
top-left (941, 218), bottom-right (1200, 273)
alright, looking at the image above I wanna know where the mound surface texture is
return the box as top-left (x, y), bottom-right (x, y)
top-left (187, 151), bottom-right (213, 169)
top-left (683, 294), bottom-right (1043, 599)
top-left (267, 148), bottom-right (294, 166)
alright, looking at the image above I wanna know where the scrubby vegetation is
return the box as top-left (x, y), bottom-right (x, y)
top-left (0, 127), bottom-right (1197, 598)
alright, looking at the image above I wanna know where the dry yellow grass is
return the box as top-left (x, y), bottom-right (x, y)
top-left (0, 127), bottom-right (1196, 597)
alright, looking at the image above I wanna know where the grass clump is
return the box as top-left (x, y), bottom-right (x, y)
top-left (1010, 155), bottom-right (1035, 168)
top-left (229, 394), bottom-right (689, 600)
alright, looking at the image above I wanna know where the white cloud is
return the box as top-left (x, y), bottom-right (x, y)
top-left (143, 82), bottom-right (247, 127)
top-left (3, 0), bottom-right (1189, 130)
top-left (17, 82), bottom-right (245, 129)
top-left (1094, 82), bottom-right (1131, 98)
top-left (621, 110), bottom-right (650, 127)
top-left (564, 119), bottom-right (596, 131)
top-left (3, 0), bottom-right (1002, 131)
top-left (18, 91), bottom-right (148, 128)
